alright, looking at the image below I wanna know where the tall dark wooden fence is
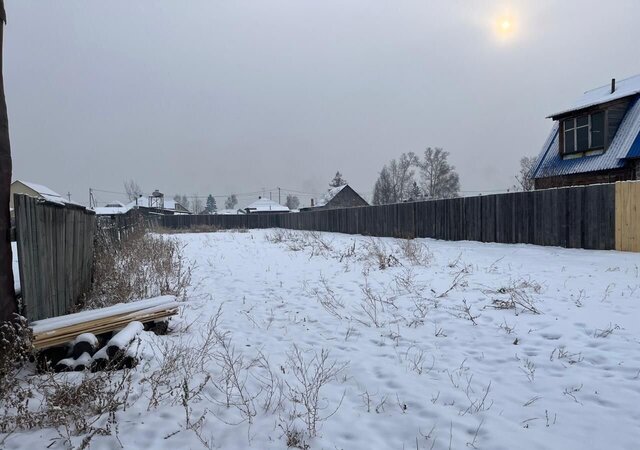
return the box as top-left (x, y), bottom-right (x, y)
top-left (160, 183), bottom-right (622, 251)
top-left (13, 194), bottom-right (96, 321)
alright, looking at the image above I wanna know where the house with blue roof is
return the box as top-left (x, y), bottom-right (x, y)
top-left (532, 74), bottom-right (640, 189)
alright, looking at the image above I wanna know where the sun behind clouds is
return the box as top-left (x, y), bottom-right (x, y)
top-left (495, 14), bottom-right (516, 39)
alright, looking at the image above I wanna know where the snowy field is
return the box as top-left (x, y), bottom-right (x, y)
top-left (5, 229), bottom-right (640, 449)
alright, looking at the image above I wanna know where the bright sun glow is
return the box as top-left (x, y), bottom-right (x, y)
top-left (495, 15), bottom-right (516, 39)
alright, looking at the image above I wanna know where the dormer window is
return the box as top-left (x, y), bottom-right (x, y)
top-left (561, 111), bottom-right (605, 156)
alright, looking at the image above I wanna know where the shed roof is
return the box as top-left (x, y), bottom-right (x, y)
top-left (316, 185), bottom-right (347, 207)
top-left (245, 198), bottom-right (289, 212)
top-left (14, 180), bottom-right (66, 205)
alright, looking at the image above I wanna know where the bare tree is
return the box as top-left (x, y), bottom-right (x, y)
top-left (285, 194), bottom-right (300, 210)
top-left (174, 194), bottom-right (190, 212)
top-left (514, 156), bottom-right (537, 191)
top-left (225, 194), bottom-right (238, 210)
top-left (372, 152), bottom-right (419, 205)
top-left (192, 195), bottom-right (204, 215)
top-left (0, 1), bottom-right (16, 322)
top-left (418, 148), bottom-right (460, 199)
top-left (329, 171), bottom-right (347, 188)
top-left (124, 179), bottom-right (143, 202)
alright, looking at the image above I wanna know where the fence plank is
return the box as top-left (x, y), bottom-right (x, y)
top-left (616, 181), bottom-right (640, 252)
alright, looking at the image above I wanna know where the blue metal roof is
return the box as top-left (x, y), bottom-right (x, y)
top-left (627, 128), bottom-right (640, 159)
top-left (533, 96), bottom-right (640, 178)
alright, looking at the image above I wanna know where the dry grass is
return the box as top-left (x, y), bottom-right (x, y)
top-left (86, 226), bottom-right (192, 309)
top-left (156, 225), bottom-right (250, 234)
top-left (484, 279), bottom-right (542, 315)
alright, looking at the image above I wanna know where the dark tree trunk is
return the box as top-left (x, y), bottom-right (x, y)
top-left (0, 1), bottom-right (17, 323)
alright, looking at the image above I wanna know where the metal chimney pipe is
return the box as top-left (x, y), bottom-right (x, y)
top-left (611, 78), bottom-right (616, 94)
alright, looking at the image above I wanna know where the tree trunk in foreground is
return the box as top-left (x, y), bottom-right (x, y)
top-left (0, 0), bottom-right (17, 323)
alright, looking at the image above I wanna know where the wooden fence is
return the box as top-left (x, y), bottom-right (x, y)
top-left (160, 181), bottom-right (640, 252)
top-left (97, 209), bottom-right (161, 244)
top-left (13, 194), bottom-right (97, 321)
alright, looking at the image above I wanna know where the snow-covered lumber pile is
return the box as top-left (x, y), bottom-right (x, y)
top-left (31, 296), bottom-right (180, 349)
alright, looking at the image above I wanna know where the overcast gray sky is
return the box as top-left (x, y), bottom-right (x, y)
top-left (5, 0), bottom-right (640, 207)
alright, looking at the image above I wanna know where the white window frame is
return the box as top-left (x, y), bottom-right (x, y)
top-left (562, 112), bottom-right (606, 155)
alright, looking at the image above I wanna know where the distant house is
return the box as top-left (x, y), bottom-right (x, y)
top-left (301, 185), bottom-right (368, 211)
top-left (532, 75), bottom-right (640, 189)
top-left (244, 197), bottom-right (290, 214)
top-left (132, 198), bottom-right (191, 215)
top-left (10, 180), bottom-right (67, 209)
top-left (94, 191), bottom-right (190, 216)
top-left (216, 208), bottom-right (245, 215)
top-left (93, 201), bottom-right (129, 216)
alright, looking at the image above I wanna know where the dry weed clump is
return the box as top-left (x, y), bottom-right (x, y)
top-left (362, 238), bottom-right (401, 270)
top-left (484, 278), bottom-right (542, 315)
top-left (396, 238), bottom-right (433, 266)
top-left (87, 225), bottom-right (192, 309)
top-left (266, 229), bottom-right (336, 257)
top-left (285, 345), bottom-right (347, 438)
top-left (0, 365), bottom-right (134, 448)
top-left (0, 317), bottom-right (32, 400)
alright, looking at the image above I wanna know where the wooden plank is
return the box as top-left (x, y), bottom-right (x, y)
top-left (481, 195), bottom-right (496, 243)
top-left (615, 181), bottom-right (640, 252)
top-left (583, 184), bottom-right (615, 250)
top-left (464, 196), bottom-right (482, 242)
top-left (565, 186), bottom-right (583, 249)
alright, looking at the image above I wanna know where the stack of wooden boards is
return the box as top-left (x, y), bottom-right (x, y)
top-left (30, 296), bottom-right (180, 350)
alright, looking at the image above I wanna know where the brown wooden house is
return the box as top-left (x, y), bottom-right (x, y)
top-left (532, 75), bottom-right (640, 189)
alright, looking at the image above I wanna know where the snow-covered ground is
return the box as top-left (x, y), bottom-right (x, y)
top-left (4, 230), bottom-right (640, 449)
top-left (11, 241), bottom-right (20, 292)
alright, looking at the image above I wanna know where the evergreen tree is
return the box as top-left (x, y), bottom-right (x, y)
top-left (205, 194), bottom-right (217, 214)
top-left (329, 171), bottom-right (348, 188)
top-left (408, 181), bottom-right (422, 201)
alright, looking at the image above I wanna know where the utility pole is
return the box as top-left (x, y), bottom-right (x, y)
top-left (89, 188), bottom-right (93, 208)
top-left (278, 187), bottom-right (281, 204)
top-left (67, 192), bottom-right (71, 202)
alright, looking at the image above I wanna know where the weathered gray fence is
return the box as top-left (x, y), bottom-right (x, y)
top-left (160, 183), bottom-right (619, 250)
top-left (13, 194), bottom-right (96, 321)
top-left (97, 209), bottom-right (161, 244)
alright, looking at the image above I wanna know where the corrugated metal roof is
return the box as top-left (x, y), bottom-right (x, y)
top-left (627, 129), bottom-right (640, 159)
top-left (548, 74), bottom-right (640, 118)
top-left (533, 97), bottom-right (640, 179)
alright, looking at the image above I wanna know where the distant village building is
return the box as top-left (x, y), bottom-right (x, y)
top-left (532, 74), bottom-right (640, 189)
top-left (244, 197), bottom-right (289, 214)
top-left (301, 185), bottom-right (368, 211)
top-left (10, 180), bottom-right (68, 209)
top-left (216, 208), bottom-right (245, 215)
top-left (93, 191), bottom-right (190, 216)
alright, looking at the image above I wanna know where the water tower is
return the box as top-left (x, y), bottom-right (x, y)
top-left (149, 189), bottom-right (165, 209)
